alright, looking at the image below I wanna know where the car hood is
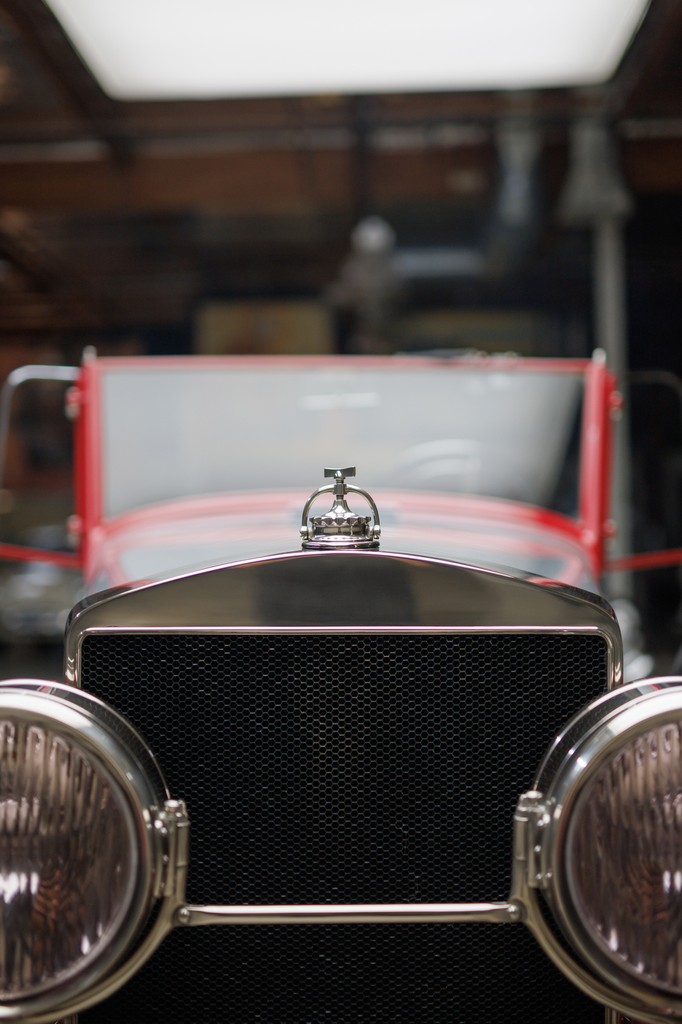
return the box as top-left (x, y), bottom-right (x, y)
top-left (86, 490), bottom-right (597, 593)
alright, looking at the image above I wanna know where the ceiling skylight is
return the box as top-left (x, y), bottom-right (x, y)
top-left (45, 0), bottom-right (650, 101)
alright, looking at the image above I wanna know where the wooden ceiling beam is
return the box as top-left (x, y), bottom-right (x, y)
top-left (0, 208), bottom-right (113, 323)
top-left (0, 145), bottom-right (496, 215)
top-left (0, 0), bottom-right (127, 157)
top-left (0, 88), bottom-right (598, 151)
top-left (0, 133), bottom-right (679, 219)
top-left (604, 0), bottom-right (682, 117)
top-left (0, 294), bottom-right (105, 332)
top-left (623, 136), bottom-right (682, 193)
top-left (117, 89), bottom-right (603, 143)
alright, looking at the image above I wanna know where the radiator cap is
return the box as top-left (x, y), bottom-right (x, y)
top-left (300, 467), bottom-right (381, 550)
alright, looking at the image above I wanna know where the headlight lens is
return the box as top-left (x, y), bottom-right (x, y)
top-left (537, 680), bottom-right (682, 1001)
top-left (0, 681), bottom-right (168, 1016)
top-left (566, 720), bottom-right (682, 994)
top-left (0, 717), bottom-right (139, 1000)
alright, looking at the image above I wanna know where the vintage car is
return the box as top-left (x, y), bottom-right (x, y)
top-left (0, 350), bottom-right (681, 1024)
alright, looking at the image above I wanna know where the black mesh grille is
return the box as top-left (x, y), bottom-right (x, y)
top-left (80, 630), bottom-right (608, 1023)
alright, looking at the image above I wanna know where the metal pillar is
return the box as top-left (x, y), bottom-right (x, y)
top-left (558, 119), bottom-right (634, 597)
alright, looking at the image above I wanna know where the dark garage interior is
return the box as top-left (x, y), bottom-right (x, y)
top-left (5, 7), bottom-right (682, 1024)
top-left (0, 0), bottom-right (681, 665)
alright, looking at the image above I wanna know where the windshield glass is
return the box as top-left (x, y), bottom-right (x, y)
top-left (99, 360), bottom-right (584, 520)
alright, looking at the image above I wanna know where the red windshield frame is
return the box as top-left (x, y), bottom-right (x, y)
top-left (72, 352), bottom-right (615, 581)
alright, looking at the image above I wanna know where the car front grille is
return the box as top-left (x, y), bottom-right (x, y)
top-left (80, 630), bottom-right (608, 1023)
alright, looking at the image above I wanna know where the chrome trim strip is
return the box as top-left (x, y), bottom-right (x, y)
top-left (178, 902), bottom-right (519, 927)
top-left (68, 623), bottom-right (618, 692)
top-left (65, 548), bottom-right (620, 641)
top-left (71, 624), bottom-right (613, 632)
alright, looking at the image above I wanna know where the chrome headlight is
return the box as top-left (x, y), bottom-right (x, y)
top-left (0, 681), bottom-right (180, 1022)
top-left (531, 679), bottom-right (682, 1012)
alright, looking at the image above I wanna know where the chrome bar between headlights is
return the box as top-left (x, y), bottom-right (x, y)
top-left (178, 902), bottom-right (520, 926)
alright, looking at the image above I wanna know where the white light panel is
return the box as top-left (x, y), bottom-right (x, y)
top-left (45, 0), bottom-right (650, 100)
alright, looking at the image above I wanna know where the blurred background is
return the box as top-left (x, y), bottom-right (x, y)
top-left (0, 0), bottom-right (681, 673)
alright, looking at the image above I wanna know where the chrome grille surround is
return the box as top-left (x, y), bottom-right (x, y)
top-left (64, 550), bottom-right (621, 1023)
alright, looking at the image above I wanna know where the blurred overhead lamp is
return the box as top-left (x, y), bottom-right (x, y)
top-left (45, 0), bottom-right (650, 101)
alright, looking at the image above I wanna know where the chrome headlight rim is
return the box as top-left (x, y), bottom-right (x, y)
top-left (0, 680), bottom-right (168, 1018)
top-left (538, 679), bottom-right (682, 1006)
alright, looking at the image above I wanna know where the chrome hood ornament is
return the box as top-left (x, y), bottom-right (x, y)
top-left (301, 467), bottom-right (381, 550)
